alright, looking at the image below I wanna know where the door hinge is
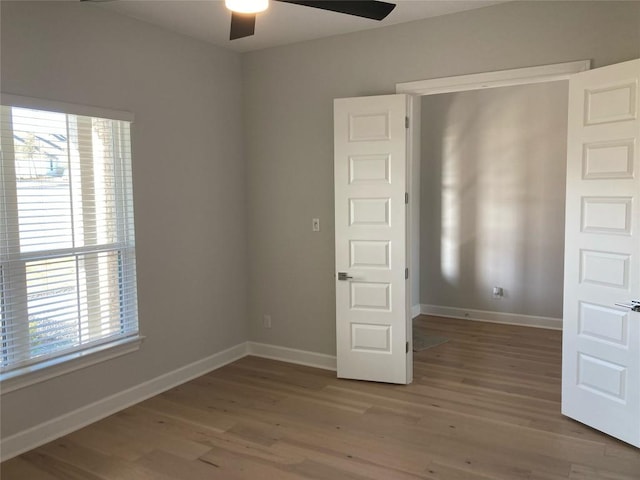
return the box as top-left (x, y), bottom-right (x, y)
top-left (405, 192), bottom-right (409, 204)
top-left (405, 268), bottom-right (409, 280)
top-left (405, 116), bottom-right (409, 129)
top-left (406, 341), bottom-right (409, 353)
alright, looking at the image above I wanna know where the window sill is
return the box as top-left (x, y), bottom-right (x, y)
top-left (0, 336), bottom-right (145, 394)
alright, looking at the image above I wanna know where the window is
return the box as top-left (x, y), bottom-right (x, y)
top-left (0, 97), bottom-right (139, 383)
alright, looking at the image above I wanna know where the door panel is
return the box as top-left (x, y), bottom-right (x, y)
top-left (563, 59), bottom-right (640, 447)
top-left (334, 94), bottom-right (410, 384)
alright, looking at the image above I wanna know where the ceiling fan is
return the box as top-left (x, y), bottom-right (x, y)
top-left (226, 0), bottom-right (397, 40)
top-left (82, 0), bottom-right (397, 41)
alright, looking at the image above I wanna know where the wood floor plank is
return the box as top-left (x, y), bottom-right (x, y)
top-left (274, 425), bottom-right (436, 477)
top-left (274, 440), bottom-right (428, 480)
top-left (85, 411), bottom-right (212, 461)
top-left (31, 438), bottom-right (178, 480)
top-left (136, 395), bottom-right (237, 433)
top-left (569, 463), bottom-right (640, 480)
top-left (197, 446), bottom-right (311, 480)
top-left (3, 316), bottom-right (640, 480)
top-left (133, 450), bottom-right (246, 480)
top-left (0, 456), bottom-right (62, 480)
top-left (64, 422), bottom-right (153, 462)
top-left (424, 460), bottom-right (510, 480)
top-left (16, 450), bottom-right (104, 480)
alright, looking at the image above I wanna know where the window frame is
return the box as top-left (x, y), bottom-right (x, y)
top-left (0, 94), bottom-right (142, 393)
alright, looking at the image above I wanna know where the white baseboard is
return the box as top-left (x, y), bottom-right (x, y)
top-left (248, 342), bottom-right (337, 371)
top-left (0, 342), bottom-right (250, 462)
top-left (411, 304), bottom-right (421, 319)
top-left (419, 304), bottom-right (562, 330)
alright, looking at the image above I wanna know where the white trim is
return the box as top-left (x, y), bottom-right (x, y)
top-left (419, 304), bottom-right (562, 330)
top-left (0, 342), bottom-right (249, 462)
top-left (248, 342), bottom-right (337, 371)
top-left (395, 60), bottom-right (590, 96)
top-left (411, 304), bottom-right (421, 319)
top-left (1, 93), bottom-right (134, 122)
top-left (1, 336), bottom-right (144, 394)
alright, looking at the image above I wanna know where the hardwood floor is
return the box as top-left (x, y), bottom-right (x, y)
top-left (3, 316), bottom-right (640, 479)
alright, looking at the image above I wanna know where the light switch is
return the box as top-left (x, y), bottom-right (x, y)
top-left (312, 218), bottom-right (320, 232)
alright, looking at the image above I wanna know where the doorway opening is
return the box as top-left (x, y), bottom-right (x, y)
top-left (397, 61), bottom-right (589, 333)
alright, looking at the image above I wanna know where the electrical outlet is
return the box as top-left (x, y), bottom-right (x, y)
top-left (492, 286), bottom-right (504, 298)
top-left (263, 314), bottom-right (272, 329)
top-left (312, 218), bottom-right (320, 232)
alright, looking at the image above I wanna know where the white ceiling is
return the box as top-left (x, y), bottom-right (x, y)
top-left (92, 0), bottom-right (508, 53)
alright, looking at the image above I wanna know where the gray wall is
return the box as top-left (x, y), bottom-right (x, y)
top-left (420, 82), bottom-right (568, 318)
top-left (1, 2), bottom-right (247, 438)
top-left (244, 1), bottom-right (640, 355)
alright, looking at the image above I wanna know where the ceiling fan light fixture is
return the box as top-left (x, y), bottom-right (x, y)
top-left (225, 0), bottom-right (269, 14)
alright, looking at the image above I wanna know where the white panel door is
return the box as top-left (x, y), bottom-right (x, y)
top-left (563, 59), bottom-right (640, 446)
top-left (334, 94), bottom-right (411, 384)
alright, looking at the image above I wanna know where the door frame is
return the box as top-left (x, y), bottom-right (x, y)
top-left (394, 59), bottom-right (591, 318)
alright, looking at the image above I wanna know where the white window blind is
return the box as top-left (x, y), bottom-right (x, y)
top-left (0, 101), bottom-right (139, 376)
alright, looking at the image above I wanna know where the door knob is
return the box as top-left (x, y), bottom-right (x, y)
top-left (338, 272), bottom-right (353, 281)
top-left (615, 300), bottom-right (640, 312)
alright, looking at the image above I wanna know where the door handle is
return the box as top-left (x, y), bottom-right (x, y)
top-left (615, 300), bottom-right (640, 312)
top-left (338, 272), bottom-right (353, 281)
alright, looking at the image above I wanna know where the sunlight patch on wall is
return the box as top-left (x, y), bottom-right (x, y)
top-left (475, 101), bottom-right (522, 300)
top-left (440, 129), bottom-right (460, 285)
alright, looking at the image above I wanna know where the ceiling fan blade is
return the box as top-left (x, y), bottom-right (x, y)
top-left (275, 0), bottom-right (396, 21)
top-left (230, 12), bottom-right (257, 40)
